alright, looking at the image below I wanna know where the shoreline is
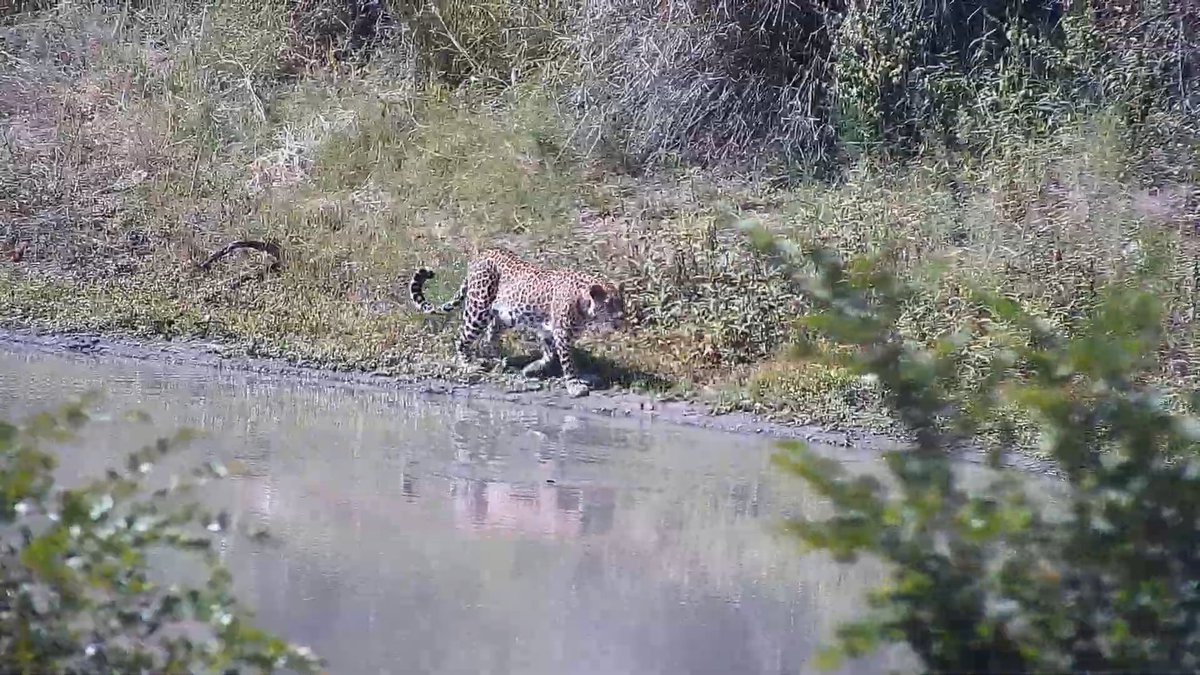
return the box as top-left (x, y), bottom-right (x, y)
top-left (0, 327), bottom-right (1061, 476)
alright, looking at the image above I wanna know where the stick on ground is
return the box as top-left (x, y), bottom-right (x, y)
top-left (199, 240), bottom-right (283, 272)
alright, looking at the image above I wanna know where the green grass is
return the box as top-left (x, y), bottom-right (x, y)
top-left (2, 1), bottom-right (1198, 440)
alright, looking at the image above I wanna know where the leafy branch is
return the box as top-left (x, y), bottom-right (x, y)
top-left (0, 396), bottom-right (323, 674)
top-left (741, 222), bottom-right (1200, 673)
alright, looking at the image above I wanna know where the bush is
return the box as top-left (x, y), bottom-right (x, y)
top-left (836, 0), bottom-right (1197, 158)
top-left (749, 224), bottom-right (1200, 671)
top-left (0, 396), bottom-right (322, 673)
top-left (568, 0), bottom-right (839, 170)
top-left (283, 0), bottom-right (569, 84)
top-left (43, 0), bottom-right (1194, 173)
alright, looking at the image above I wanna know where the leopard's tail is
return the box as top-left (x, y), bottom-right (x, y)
top-left (409, 268), bottom-right (466, 314)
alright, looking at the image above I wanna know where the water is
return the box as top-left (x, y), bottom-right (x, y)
top-left (0, 349), bottom-right (921, 675)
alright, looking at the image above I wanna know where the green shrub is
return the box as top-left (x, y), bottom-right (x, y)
top-left (833, 0), bottom-right (1197, 162)
top-left (0, 396), bottom-right (322, 673)
top-left (750, 224), bottom-right (1200, 671)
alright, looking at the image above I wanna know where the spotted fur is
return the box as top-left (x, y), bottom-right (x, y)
top-left (409, 247), bottom-right (627, 396)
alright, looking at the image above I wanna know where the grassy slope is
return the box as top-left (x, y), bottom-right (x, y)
top-left (2, 4), bottom-right (1198, 438)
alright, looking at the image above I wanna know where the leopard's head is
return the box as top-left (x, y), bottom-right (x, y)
top-left (581, 281), bottom-right (627, 331)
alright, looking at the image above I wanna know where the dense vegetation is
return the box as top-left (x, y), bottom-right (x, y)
top-left (0, 397), bottom-right (322, 672)
top-left (1, 0), bottom-right (1196, 435)
top-left (761, 228), bottom-right (1200, 671)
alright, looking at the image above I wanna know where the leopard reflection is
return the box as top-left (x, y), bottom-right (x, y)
top-left (451, 476), bottom-right (616, 539)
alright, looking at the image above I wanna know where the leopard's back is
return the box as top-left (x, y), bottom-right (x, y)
top-left (479, 249), bottom-right (611, 328)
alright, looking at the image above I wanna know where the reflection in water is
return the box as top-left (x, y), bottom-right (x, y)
top-left (0, 349), bottom-right (918, 675)
top-left (451, 476), bottom-right (617, 539)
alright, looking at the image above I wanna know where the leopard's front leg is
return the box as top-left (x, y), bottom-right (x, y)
top-left (552, 329), bottom-right (590, 398)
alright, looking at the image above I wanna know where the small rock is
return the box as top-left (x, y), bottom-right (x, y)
top-left (63, 336), bottom-right (101, 353)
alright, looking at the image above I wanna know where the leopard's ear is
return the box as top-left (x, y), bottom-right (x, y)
top-left (588, 284), bottom-right (607, 302)
top-left (616, 280), bottom-right (626, 294)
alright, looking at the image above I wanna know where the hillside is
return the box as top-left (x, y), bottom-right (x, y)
top-left (1, 0), bottom-right (1197, 438)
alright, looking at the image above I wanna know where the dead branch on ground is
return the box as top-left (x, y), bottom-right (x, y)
top-left (199, 240), bottom-right (283, 272)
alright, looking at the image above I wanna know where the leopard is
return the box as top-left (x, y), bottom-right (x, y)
top-left (409, 247), bottom-right (627, 398)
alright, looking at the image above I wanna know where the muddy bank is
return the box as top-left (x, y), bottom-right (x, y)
top-left (0, 327), bottom-right (1060, 475)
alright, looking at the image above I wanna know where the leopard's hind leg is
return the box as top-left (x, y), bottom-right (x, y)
top-left (453, 261), bottom-right (500, 368)
top-left (521, 332), bottom-right (558, 377)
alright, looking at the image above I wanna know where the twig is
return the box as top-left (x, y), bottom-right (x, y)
top-left (427, 3), bottom-right (509, 87)
top-left (4, 241), bottom-right (28, 263)
top-left (199, 240), bottom-right (283, 271)
top-left (217, 57), bottom-right (267, 123)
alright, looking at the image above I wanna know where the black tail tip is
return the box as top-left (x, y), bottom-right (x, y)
top-left (414, 268), bottom-right (435, 281)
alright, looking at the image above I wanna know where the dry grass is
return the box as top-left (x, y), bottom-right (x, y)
top-left (569, 0), bottom-right (837, 170)
top-left (1, 1), bottom-right (1198, 437)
